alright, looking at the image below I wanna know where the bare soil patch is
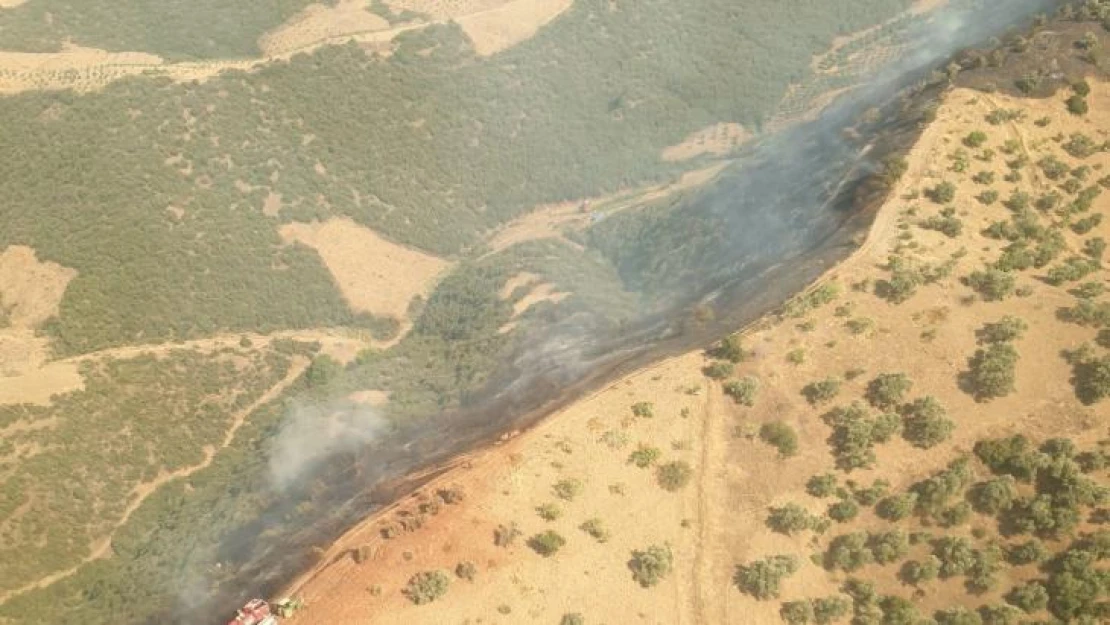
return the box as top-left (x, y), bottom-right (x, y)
top-left (661, 122), bottom-right (751, 162)
top-left (258, 0), bottom-right (392, 57)
top-left (456, 0), bottom-right (573, 56)
top-left (0, 246), bottom-right (82, 405)
top-left (385, 0), bottom-right (508, 20)
top-left (280, 218), bottom-right (451, 323)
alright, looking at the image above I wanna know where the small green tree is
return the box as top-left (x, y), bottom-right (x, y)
top-left (767, 503), bottom-right (816, 535)
top-left (966, 268), bottom-right (1015, 301)
top-left (827, 499), bottom-right (860, 523)
top-left (812, 596), bottom-right (851, 624)
top-left (629, 544), bottom-right (673, 587)
top-left (935, 606), bottom-right (983, 625)
top-left (1006, 539), bottom-right (1047, 565)
top-left (455, 561), bottom-right (477, 581)
top-left (977, 316), bottom-right (1027, 343)
top-left (734, 555), bottom-right (799, 599)
top-left (1005, 581), bottom-right (1048, 613)
top-left (965, 342), bottom-right (1018, 401)
top-left (709, 333), bottom-right (748, 363)
top-left (1067, 95), bottom-right (1089, 116)
top-left (806, 473), bottom-right (838, 498)
top-left (868, 530), bottom-right (909, 565)
top-left (876, 493), bottom-right (918, 521)
top-left (902, 396), bottom-right (954, 449)
top-left (703, 361), bottom-right (735, 380)
top-left (560, 614), bottom-right (585, 625)
top-left (780, 600), bottom-right (815, 625)
top-left (825, 532), bottom-right (873, 572)
top-left (970, 476), bottom-right (1017, 514)
top-left (900, 556), bottom-right (940, 586)
top-left (865, 373), bottom-right (913, 410)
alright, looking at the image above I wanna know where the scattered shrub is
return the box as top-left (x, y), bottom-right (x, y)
top-left (703, 361), bottom-right (735, 380)
top-left (579, 518), bottom-right (610, 543)
top-left (628, 444), bottom-right (663, 468)
top-left (966, 267), bottom-right (1015, 301)
top-left (537, 503), bottom-right (563, 521)
top-left (976, 316), bottom-right (1027, 343)
top-left (806, 473), bottom-right (838, 498)
top-left (403, 570), bottom-right (450, 604)
top-left (455, 561), bottom-right (477, 581)
top-left (553, 478), bottom-right (584, 501)
top-left (629, 544), bottom-right (673, 588)
top-left (709, 333), bottom-right (748, 363)
top-left (964, 131), bottom-right (988, 148)
top-left (802, 377), bottom-right (842, 405)
top-left (926, 181), bottom-right (957, 204)
top-left (812, 597), bottom-right (851, 624)
top-left (631, 401), bottom-right (655, 418)
top-left (528, 531), bottom-right (566, 557)
top-left (1067, 95), bottom-right (1089, 116)
top-left (656, 461), bottom-right (693, 492)
top-left (494, 522), bottom-right (522, 547)
top-left (560, 614), bottom-right (585, 625)
top-left (760, 421), bottom-right (799, 458)
top-left (723, 376), bottom-right (759, 406)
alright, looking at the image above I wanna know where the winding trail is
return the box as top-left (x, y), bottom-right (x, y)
top-left (0, 355), bottom-right (310, 603)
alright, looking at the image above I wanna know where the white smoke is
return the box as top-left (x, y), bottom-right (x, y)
top-left (269, 400), bottom-right (387, 490)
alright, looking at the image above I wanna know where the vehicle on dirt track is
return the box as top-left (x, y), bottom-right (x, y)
top-left (227, 597), bottom-right (302, 625)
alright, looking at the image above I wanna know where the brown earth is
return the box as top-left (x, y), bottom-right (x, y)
top-left (661, 122), bottom-right (751, 162)
top-left (280, 81), bottom-right (1110, 624)
top-left (455, 0), bottom-right (574, 57)
top-left (280, 217), bottom-right (451, 324)
top-left (258, 0), bottom-right (392, 57)
top-left (0, 246), bottom-right (81, 405)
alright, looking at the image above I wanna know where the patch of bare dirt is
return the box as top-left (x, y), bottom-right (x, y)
top-left (280, 218), bottom-right (451, 323)
top-left (661, 122), bottom-right (751, 162)
top-left (0, 0), bottom-right (28, 8)
top-left (455, 0), bottom-right (573, 56)
top-left (348, 389), bottom-right (390, 407)
top-left (258, 0), bottom-right (392, 57)
top-left (0, 246), bottom-right (82, 405)
top-left (510, 281), bottom-right (568, 317)
top-left (385, 0), bottom-right (507, 20)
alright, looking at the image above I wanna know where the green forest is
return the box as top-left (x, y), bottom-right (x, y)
top-left (0, 0), bottom-right (317, 58)
top-left (0, 0), bottom-right (912, 356)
